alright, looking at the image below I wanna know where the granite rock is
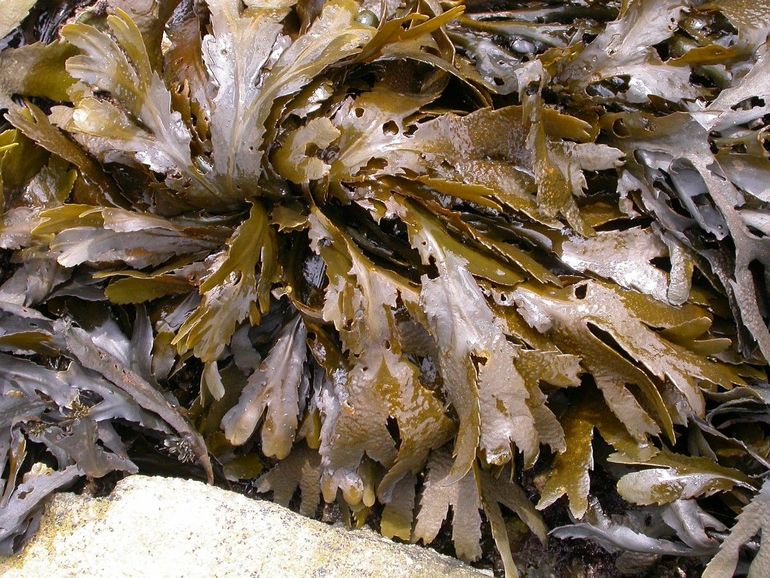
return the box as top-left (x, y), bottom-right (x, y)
top-left (0, 475), bottom-right (489, 578)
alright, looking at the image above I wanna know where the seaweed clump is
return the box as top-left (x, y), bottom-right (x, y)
top-left (1, 1), bottom-right (770, 576)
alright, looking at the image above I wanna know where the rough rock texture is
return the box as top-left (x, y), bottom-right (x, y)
top-left (0, 475), bottom-right (489, 578)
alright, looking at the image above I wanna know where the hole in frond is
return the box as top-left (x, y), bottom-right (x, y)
top-left (386, 416), bottom-right (401, 449)
top-left (650, 256), bottom-right (672, 273)
top-left (470, 353), bottom-right (488, 370)
top-left (382, 121), bottom-right (399, 135)
top-left (612, 118), bottom-right (629, 137)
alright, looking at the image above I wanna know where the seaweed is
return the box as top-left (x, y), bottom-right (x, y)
top-left (1, 1), bottom-right (769, 576)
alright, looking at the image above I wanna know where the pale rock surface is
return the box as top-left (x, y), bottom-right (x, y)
top-left (0, 474), bottom-right (489, 578)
